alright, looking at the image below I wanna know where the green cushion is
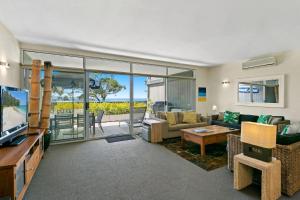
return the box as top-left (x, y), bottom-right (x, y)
top-left (281, 125), bottom-right (289, 135)
top-left (257, 115), bottom-right (272, 124)
top-left (223, 111), bottom-right (240, 124)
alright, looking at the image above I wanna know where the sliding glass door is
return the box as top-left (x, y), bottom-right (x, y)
top-left (23, 69), bottom-right (85, 143)
top-left (50, 71), bottom-right (85, 142)
top-left (132, 75), bottom-right (148, 134)
top-left (86, 71), bottom-right (131, 139)
top-left (22, 50), bottom-right (196, 144)
top-left (167, 77), bottom-right (196, 111)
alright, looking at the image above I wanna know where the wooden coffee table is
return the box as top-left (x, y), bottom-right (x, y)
top-left (181, 125), bottom-right (240, 156)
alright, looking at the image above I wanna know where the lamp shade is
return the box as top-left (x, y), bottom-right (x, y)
top-left (241, 122), bottom-right (277, 148)
top-left (212, 105), bottom-right (217, 111)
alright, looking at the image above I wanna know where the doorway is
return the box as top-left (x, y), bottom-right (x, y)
top-left (86, 71), bottom-right (134, 139)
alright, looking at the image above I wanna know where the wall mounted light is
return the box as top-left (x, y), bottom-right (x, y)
top-left (0, 61), bottom-right (10, 68)
top-left (222, 80), bottom-right (230, 87)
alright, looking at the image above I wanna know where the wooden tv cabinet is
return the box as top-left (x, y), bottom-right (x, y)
top-left (0, 129), bottom-right (44, 200)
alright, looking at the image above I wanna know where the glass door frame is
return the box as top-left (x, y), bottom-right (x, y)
top-left (21, 49), bottom-right (197, 143)
top-left (84, 68), bottom-right (134, 141)
top-left (51, 69), bottom-right (86, 144)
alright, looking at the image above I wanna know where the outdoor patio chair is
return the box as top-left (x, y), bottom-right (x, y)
top-left (76, 113), bottom-right (95, 134)
top-left (127, 107), bottom-right (146, 128)
top-left (54, 114), bottom-right (74, 138)
top-left (95, 110), bottom-right (105, 133)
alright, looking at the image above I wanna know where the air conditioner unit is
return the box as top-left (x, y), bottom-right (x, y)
top-left (242, 56), bottom-right (277, 69)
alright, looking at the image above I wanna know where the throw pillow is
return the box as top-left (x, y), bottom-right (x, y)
top-left (281, 125), bottom-right (289, 135)
top-left (223, 111), bottom-right (240, 124)
top-left (166, 112), bottom-right (177, 125)
top-left (197, 114), bottom-right (202, 122)
top-left (217, 112), bottom-right (224, 121)
top-left (177, 112), bottom-right (184, 123)
top-left (182, 112), bottom-right (197, 124)
top-left (257, 115), bottom-right (272, 124)
top-left (281, 122), bottom-right (300, 135)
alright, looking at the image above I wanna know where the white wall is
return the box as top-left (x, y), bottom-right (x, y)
top-left (207, 50), bottom-right (300, 122)
top-left (0, 22), bottom-right (20, 87)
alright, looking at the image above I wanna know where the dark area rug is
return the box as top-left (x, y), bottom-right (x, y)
top-left (160, 138), bottom-right (227, 171)
top-left (105, 135), bottom-right (135, 143)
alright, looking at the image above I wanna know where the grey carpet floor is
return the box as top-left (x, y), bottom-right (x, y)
top-left (25, 138), bottom-right (300, 200)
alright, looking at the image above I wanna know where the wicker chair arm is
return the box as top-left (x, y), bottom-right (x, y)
top-left (277, 140), bottom-right (300, 150)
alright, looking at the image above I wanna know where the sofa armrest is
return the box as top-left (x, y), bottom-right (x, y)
top-left (200, 116), bottom-right (210, 123)
top-left (158, 119), bottom-right (169, 138)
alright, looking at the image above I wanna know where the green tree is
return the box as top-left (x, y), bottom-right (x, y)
top-left (52, 86), bottom-right (64, 100)
top-left (63, 95), bottom-right (69, 101)
top-left (89, 74), bottom-right (126, 102)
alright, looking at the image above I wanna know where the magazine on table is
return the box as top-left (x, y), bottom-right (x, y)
top-left (193, 128), bottom-right (213, 133)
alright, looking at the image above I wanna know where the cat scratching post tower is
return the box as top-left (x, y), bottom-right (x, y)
top-left (28, 60), bottom-right (41, 134)
top-left (40, 61), bottom-right (53, 133)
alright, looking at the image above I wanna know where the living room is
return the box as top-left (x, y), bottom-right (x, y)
top-left (1, 1), bottom-right (300, 200)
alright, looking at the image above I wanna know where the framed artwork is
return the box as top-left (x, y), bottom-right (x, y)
top-left (198, 87), bottom-right (207, 102)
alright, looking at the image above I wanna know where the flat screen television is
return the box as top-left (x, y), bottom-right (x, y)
top-left (0, 86), bottom-right (28, 145)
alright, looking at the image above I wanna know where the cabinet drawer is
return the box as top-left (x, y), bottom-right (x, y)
top-left (25, 149), bottom-right (40, 184)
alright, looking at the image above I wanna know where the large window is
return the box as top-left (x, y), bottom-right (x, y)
top-left (132, 63), bottom-right (167, 76)
top-left (168, 67), bottom-right (194, 78)
top-left (23, 51), bottom-right (83, 69)
top-left (87, 72), bottom-right (132, 138)
top-left (167, 77), bottom-right (196, 111)
top-left (22, 50), bottom-right (197, 143)
top-left (23, 69), bottom-right (85, 142)
top-left (86, 58), bottom-right (130, 73)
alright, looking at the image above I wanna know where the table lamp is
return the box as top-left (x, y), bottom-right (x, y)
top-left (241, 122), bottom-right (277, 162)
top-left (212, 105), bottom-right (218, 115)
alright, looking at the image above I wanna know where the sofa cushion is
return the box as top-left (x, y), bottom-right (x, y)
top-left (218, 112), bottom-right (224, 121)
top-left (166, 112), bottom-right (177, 125)
top-left (211, 120), bottom-right (241, 129)
top-left (168, 122), bottom-right (207, 131)
top-left (182, 112), bottom-right (197, 124)
top-left (197, 114), bottom-right (202, 122)
top-left (277, 133), bottom-right (300, 145)
top-left (177, 112), bottom-right (184, 123)
top-left (257, 115), bottom-right (272, 124)
top-left (239, 114), bottom-right (259, 124)
top-left (281, 122), bottom-right (300, 135)
top-left (224, 111), bottom-right (240, 124)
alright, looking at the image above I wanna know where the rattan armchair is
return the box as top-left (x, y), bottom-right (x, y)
top-left (228, 134), bottom-right (300, 196)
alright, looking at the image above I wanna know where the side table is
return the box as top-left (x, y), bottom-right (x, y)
top-left (234, 153), bottom-right (281, 200)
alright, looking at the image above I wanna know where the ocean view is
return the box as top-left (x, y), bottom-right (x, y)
top-left (16, 105), bottom-right (27, 113)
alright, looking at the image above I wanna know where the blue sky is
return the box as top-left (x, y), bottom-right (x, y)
top-left (7, 90), bottom-right (28, 105)
top-left (50, 71), bottom-right (148, 100)
top-left (105, 74), bottom-right (148, 99)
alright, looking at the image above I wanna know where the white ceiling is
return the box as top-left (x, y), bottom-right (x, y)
top-left (1, 0), bottom-right (300, 67)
